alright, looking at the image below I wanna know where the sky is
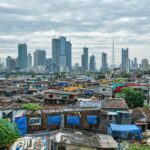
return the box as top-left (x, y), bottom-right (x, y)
top-left (0, 0), bottom-right (150, 68)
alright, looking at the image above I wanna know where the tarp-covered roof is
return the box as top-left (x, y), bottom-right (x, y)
top-left (109, 124), bottom-right (140, 132)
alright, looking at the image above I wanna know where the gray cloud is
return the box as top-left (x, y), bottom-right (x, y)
top-left (0, 0), bottom-right (150, 68)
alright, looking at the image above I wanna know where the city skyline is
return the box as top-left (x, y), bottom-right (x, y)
top-left (1, 0), bottom-right (150, 68)
top-left (3, 40), bottom-right (150, 71)
top-left (4, 39), bottom-right (150, 73)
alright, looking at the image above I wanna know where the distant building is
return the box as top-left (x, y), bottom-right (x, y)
top-left (140, 58), bottom-right (149, 71)
top-left (81, 47), bottom-right (88, 72)
top-left (60, 37), bottom-right (67, 72)
top-left (75, 63), bottom-right (80, 68)
top-left (121, 48), bottom-right (129, 73)
top-left (18, 43), bottom-right (27, 71)
top-left (45, 58), bottom-right (53, 73)
top-left (66, 41), bottom-right (72, 71)
top-left (34, 49), bottom-right (46, 67)
top-left (89, 55), bottom-right (96, 72)
top-left (134, 57), bottom-right (138, 69)
top-left (131, 57), bottom-right (138, 70)
top-left (27, 53), bottom-right (32, 71)
top-left (52, 38), bottom-right (60, 72)
top-left (6, 56), bottom-right (16, 71)
top-left (52, 37), bottom-right (72, 73)
top-left (101, 52), bottom-right (108, 73)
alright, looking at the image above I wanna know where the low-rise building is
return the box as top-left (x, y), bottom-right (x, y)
top-left (44, 89), bottom-right (78, 105)
top-left (11, 129), bottom-right (118, 150)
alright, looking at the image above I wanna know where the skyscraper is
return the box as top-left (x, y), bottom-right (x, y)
top-left (66, 41), bottom-right (72, 71)
top-left (6, 56), bottom-right (16, 71)
top-left (101, 52), bottom-right (108, 73)
top-left (18, 43), bottom-right (27, 71)
top-left (27, 53), bottom-right (32, 71)
top-left (81, 47), bottom-right (88, 72)
top-left (89, 55), bottom-right (96, 72)
top-left (34, 49), bottom-right (46, 67)
top-left (134, 57), bottom-right (138, 70)
top-left (140, 59), bottom-right (149, 71)
top-left (52, 38), bottom-right (60, 72)
top-left (121, 48), bottom-right (129, 72)
top-left (52, 36), bottom-right (72, 72)
top-left (45, 58), bottom-right (53, 73)
top-left (131, 57), bottom-right (138, 70)
top-left (60, 37), bottom-right (67, 72)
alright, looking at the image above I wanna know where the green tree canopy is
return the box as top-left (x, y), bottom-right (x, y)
top-left (128, 144), bottom-right (150, 150)
top-left (0, 119), bottom-right (19, 147)
top-left (21, 103), bottom-right (42, 110)
top-left (117, 87), bottom-right (144, 109)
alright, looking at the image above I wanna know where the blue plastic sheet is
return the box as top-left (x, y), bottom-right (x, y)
top-left (108, 124), bottom-right (142, 140)
top-left (14, 117), bottom-right (27, 136)
top-left (47, 115), bottom-right (61, 125)
top-left (87, 116), bottom-right (97, 125)
top-left (67, 116), bottom-right (80, 125)
top-left (56, 82), bottom-right (69, 87)
top-left (109, 124), bottom-right (140, 132)
top-left (84, 90), bottom-right (94, 95)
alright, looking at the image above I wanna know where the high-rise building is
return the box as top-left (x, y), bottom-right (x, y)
top-left (52, 36), bottom-right (72, 72)
top-left (81, 47), bottom-right (88, 72)
top-left (45, 58), bottom-right (53, 73)
top-left (89, 55), bottom-right (96, 72)
top-left (131, 57), bottom-right (138, 70)
top-left (101, 52), bottom-right (108, 73)
top-left (34, 49), bottom-right (46, 67)
top-left (18, 43), bottom-right (27, 71)
top-left (60, 37), bottom-right (67, 72)
top-left (121, 48), bottom-right (129, 72)
top-left (52, 38), bottom-right (60, 72)
top-left (134, 57), bottom-right (138, 70)
top-left (140, 59), bottom-right (149, 71)
top-left (6, 56), bottom-right (16, 71)
top-left (81, 54), bottom-right (84, 71)
top-left (27, 53), bottom-right (32, 71)
top-left (66, 41), bottom-right (72, 71)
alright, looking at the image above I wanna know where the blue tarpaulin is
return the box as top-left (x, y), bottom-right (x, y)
top-left (87, 116), bottom-right (97, 124)
top-left (56, 81), bottom-right (69, 87)
top-left (67, 116), bottom-right (80, 125)
top-left (47, 116), bottom-right (61, 125)
top-left (84, 89), bottom-right (94, 95)
top-left (108, 124), bottom-right (142, 140)
top-left (14, 117), bottom-right (27, 136)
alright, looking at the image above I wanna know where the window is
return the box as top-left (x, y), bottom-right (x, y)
top-left (102, 88), bottom-right (106, 91)
top-left (108, 115), bottom-right (113, 121)
top-left (29, 117), bottom-right (41, 126)
top-left (49, 95), bottom-right (53, 98)
top-left (124, 113), bottom-right (131, 119)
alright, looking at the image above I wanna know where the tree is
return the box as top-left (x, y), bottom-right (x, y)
top-left (0, 119), bottom-right (19, 148)
top-left (128, 144), bottom-right (150, 150)
top-left (21, 103), bottom-right (42, 110)
top-left (117, 87), bottom-right (144, 109)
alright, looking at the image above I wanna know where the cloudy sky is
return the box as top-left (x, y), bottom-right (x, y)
top-left (0, 0), bottom-right (150, 68)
